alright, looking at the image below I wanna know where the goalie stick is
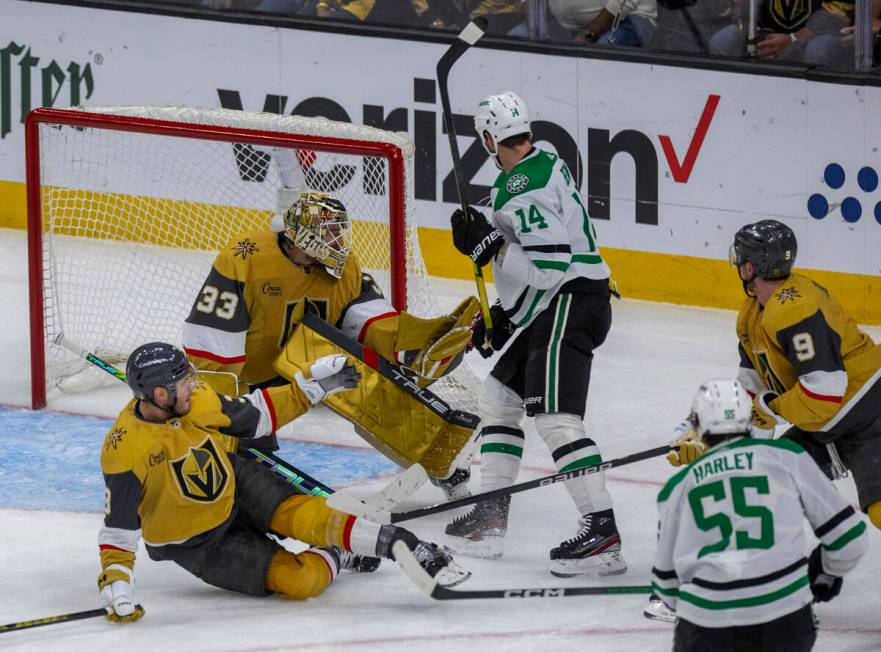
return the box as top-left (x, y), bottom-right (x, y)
top-left (53, 333), bottom-right (428, 509)
top-left (437, 17), bottom-right (494, 349)
top-left (301, 312), bottom-right (479, 429)
top-left (327, 444), bottom-right (672, 524)
top-left (392, 540), bottom-right (650, 601)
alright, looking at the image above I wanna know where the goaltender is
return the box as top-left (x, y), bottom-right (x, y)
top-left (182, 191), bottom-right (479, 497)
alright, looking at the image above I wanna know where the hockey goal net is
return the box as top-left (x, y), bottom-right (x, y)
top-left (27, 106), bottom-right (477, 411)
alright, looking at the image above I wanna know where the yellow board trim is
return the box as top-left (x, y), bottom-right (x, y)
top-left (3, 180), bottom-right (879, 324)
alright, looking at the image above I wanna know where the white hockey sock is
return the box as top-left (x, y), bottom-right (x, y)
top-left (479, 425), bottom-right (525, 491)
top-left (535, 412), bottom-right (613, 515)
top-left (478, 376), bottom-right (527, 492)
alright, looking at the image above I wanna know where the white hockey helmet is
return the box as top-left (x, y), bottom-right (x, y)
top-left (690, 379), bottom-right (752, 440)
top-left (474, 91), bottom-right (532, 164)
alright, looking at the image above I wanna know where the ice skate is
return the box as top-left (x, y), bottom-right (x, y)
top-left (443, 495), bottom-right (510, 559)
top-left (643, 593), bottom-right (677, 623)
top-left (549, 510), bottom-right (628, 577)
top-left (430, 467), bottom-right (472, 501)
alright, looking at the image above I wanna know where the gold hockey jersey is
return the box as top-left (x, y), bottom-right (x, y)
top-left (98, 381), bottom-right (311, 572)
top-left (736, 273), bottom-right (881, 439)
top-left (182, 231), bottom-right (396, 388)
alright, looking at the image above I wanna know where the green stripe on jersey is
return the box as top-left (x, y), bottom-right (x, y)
top-left (679, 575), bottom-right (809, 610)
top-left (572, 253), bottom-right (604, 265)
top-left (516, 289), bottom-right (546, 327)
top-left (824, 522), bottom-right (867, 551)
top-left (658, 466), bottom-right (691, 503)
top-left (534, 259), bottom-right (570, 271)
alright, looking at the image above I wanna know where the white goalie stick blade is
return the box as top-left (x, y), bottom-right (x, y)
top-left (325, 464), bottom-right (428, 523)
top-left (392, 541), bottom-right (652, 601)
top-left (363, 463), bottom-right (428, 510)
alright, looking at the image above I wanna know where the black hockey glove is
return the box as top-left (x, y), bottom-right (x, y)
top-left (450, 206), bottom-right (504, 268)
top-left (808, 545), bottom-right (843, 603)
top-left (471, 301), bottom-right (516, 358)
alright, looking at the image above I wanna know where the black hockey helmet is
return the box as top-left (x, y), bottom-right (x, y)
top-left (126, 342), bottom-right (191, 402)
top-left (729, 220), bottom-right (797, 280)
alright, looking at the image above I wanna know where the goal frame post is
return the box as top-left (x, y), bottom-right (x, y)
top-left (25, 107), bottom-right (410, 409)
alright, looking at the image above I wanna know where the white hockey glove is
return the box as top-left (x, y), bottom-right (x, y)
top-left (295, 354), bottom-right (361, 405)
top-left (97, 565), bottom-right (144, 623)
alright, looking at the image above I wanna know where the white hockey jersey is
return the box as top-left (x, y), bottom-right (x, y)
top-left (652, 437), bottom-right (867, 628)
top-left (489, 148), bottom-right (610, 328)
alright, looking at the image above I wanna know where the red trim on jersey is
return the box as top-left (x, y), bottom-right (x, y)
top-left (342, 514), bottom-right (356, 551)
top-left (362, 347), bottom-right (379, 370)
top-left (357, 311), bottom-right (398, 343)
top-left (183, 347), bottom-right (246, 365)
top-left (260, 388), bottom-right (278, 431)
top-left (799, 382), bottom-right (843, 404)
top-left (99, 544), bottom-right (130, 553)
top-left (303, 550), bottom-right (335, 584)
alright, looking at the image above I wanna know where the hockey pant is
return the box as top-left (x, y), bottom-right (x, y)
top-left (477, 375), bottom-right (612, 516)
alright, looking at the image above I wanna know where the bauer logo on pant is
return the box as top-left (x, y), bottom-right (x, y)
top-left (170, 437), bottom-right (230, 502)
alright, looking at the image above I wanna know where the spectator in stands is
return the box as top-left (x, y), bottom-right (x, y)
top-left (707, 0), bottom-right (863, 67)
top-left (426, 1), bottom-right (527, 35)
top-left (550, 0), bottom-right (658, 47)
top-left (650, 0), bottom-right (731, 53)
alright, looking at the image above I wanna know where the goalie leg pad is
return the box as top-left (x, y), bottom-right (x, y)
top-left (478, 376), bottom-right (526, 492)
top-left (275, 322), bottom-right (476, 478)
top-left (535, 412), bottom-right (612, 514)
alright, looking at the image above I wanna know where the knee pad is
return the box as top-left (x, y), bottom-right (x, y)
top-left (869, 501), bottom-right (881, 532)
top-left (479, 375), bottom-right (525, 429)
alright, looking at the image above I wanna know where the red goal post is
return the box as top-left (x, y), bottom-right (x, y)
top-left (25, 106), bottom-right (460, 410)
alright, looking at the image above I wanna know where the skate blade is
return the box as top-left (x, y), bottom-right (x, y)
top-left (549, 552), bottom-right (628, 578)
top-left (643, 600), bottom-right (677, 624)
top-left (443, 535), bottom-right (504, 560)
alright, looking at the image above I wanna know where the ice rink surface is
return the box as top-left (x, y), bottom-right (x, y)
top-left (0, 227), bottom-right (879, 651)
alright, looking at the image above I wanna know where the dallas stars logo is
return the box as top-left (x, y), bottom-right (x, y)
top-left (775, 287), bottom-right (801, 304)
top-left (506, 173), bottom-right (529, 194)
top-left (232, 239), bottom-right (258, 260)
top-left (105, 427), bottom-right (126, 451)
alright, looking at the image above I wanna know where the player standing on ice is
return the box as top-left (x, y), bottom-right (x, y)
top-left (445, 91), bottom-right (625, 577)
top-left (97, 342), bottom-right (467, 623)
top-left (182, 191), bottom-right (478, 499)
top-left (652, 379), bottom-right (868, 650)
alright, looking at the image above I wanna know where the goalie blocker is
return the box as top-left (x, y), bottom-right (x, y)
top-left (274, 310), bottom-right (479, 482)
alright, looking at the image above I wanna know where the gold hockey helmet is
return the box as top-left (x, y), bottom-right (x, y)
top-left (284, 191), bottom-right (352, 278)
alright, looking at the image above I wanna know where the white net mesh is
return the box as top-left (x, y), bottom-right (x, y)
top-left (33, 106), bottom-right (478, 411)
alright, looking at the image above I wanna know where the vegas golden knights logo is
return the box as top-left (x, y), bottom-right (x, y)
top-left (171, 437), bottom-right (230, 502)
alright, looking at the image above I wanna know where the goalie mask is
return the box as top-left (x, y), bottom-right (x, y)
top-left (284, 192), bottom-right (352, 278)
top-left (474, 91), bottom-right (531, 169)
top-left (690, 379), bottom-right (752, 443)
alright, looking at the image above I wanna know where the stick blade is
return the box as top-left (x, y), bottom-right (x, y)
top-left (363, 463), bottom-right (428, 509)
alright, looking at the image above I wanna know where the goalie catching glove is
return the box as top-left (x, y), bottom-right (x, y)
top-left (295, 354), bottom-right (361, 404)
top-left (97, 565), bottom-right (144, 623)
top-left (450, 206), bottom-right (504, 267)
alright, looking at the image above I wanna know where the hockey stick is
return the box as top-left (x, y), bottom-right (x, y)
top-left (327, 444), bottom-right (672, 524)
top-left (53, 333), bottom-right (427, 507)
top-left (0, 607), bottom-right (117, 633)
top-left (392, 540), bottom-right (651, 601)
top-left (437, 17), bottom-right (494, 349)
top-left (301, 312), bottom-right (479, 429)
